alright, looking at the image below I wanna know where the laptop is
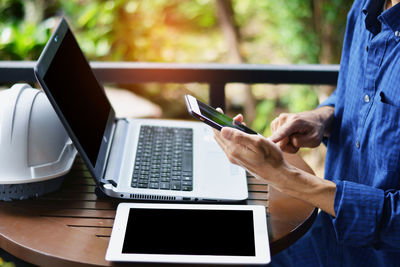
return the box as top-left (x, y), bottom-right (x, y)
top-left (34, 18), bottom-right (248, 202)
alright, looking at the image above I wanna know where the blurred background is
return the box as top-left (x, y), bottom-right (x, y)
top-left (0, 0), bottom-right (353, 178)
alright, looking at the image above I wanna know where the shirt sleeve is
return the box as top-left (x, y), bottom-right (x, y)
top-left (332, 180), bottom-right (400, 249)
top-left (318, 89), bottom-right (338, 146)
top-left (318, 88), bottom-right (338, 109)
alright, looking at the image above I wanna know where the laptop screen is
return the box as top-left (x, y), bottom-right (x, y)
top-left (43, 29), bottom-right (112, 166)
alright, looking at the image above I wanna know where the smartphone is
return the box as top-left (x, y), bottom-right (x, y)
top-left (185, 94), bottom-right (258, 135)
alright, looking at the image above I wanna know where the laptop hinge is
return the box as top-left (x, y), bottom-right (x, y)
top-left (100, 118), bottom-right (117, 183)
top-left (101, 118), bottom-right (129, 187)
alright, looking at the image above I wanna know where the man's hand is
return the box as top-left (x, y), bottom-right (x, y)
top-left (213, 108), bottom-right (289, 186)
top-left (269, 106), bottom-right (334, 153)
top-left (212, 108), bottom-right (336, 216)
top-left (214, 125), bottom-right (288, 186)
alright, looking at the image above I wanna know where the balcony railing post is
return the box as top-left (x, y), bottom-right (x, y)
top-left (209, 82), bottom-right (226, 111)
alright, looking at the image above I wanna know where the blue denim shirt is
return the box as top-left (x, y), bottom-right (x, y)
top-left (271, 0), bottom-right (400, 266)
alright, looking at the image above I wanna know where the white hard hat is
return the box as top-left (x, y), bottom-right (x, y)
top-left (0, 84), bottom-right (77, 200)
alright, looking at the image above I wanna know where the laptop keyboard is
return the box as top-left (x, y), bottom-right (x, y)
top-left (132, 125), bottom-right (193, 191)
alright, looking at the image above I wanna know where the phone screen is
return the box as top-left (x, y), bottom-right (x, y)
top-left (196, 99), bottom-right (258, 135)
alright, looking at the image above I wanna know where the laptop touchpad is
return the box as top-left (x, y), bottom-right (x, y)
top-left (205, 151), bottom-right (240, 175)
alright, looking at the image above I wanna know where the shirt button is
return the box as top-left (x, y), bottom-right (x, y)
top-left (364, 94), bottom-right (370, 103)
top-left (356, 141), bottom-right (360, 149)
top-left (366, 46), bottom-right (369, 52)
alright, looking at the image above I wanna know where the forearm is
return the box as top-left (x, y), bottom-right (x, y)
top-left (271, 163), bottom-right (336, 216)
top-left (275, 107), bottom-right (335, 212)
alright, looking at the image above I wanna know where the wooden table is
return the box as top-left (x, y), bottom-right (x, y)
top-left (0, 153), bottom-right (317, 267)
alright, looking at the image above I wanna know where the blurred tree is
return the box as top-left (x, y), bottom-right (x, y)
top-left (58, 0), bottom-right (117, 59)
top-left (230, 0), bottom-right (352, 132)
top-left (0, 0), bottom-right (352, 65)
top-left (0, 0), bottom-right (352, 121)
top-left (60, 0), bottom-right (222, 62)
top-left (232, 0), bottom-right (352, 64)
top-left (0, 0), bottom-right (56, 60)
top-left (215, 0), bottom-right (256, 122)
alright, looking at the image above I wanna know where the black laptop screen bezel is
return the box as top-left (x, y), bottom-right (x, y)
top-left (34, 18), bottom-right (115, 183)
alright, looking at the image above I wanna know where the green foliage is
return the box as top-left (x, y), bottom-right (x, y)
top-left (57, 0), bottom-right (221, 61)
top-left (250, 86), bottom-right (319, 136)
top-left (0, 0), bottom-right (23, 23)
top-left (0, 0), bottom-right (350, 122)
top-left (0, 0), bottom-right (351, 63)
top-left (0, 0), bottom-right (221, 62)
top-left (280, 86), bottom-right (320, 113)
top-left (230, 0), bottom-right (318, 63)
top-left (0, 18), bottom-right (54, 60)
top-left (58, 0), bottom-right (117, 59)
top-left (251, 99), bottom-right (275, 136)
top-left (101, 0), bottom-right (221, 62)
top-left (232, 0), bottom-right (352, 64)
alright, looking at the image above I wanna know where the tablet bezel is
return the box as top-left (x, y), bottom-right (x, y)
top-left (106, 203), bottom-right (270, 264)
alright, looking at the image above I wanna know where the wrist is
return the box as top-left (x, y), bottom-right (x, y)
top-left (275, 164), bottom-right (336, 216)
top-left (313, 106), bottom-right (334, 137)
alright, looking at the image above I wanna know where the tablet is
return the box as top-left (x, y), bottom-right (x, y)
top-left (106, 203), bottom-right (270, 265)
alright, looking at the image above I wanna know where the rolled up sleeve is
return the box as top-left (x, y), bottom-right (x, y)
top-left (332, 180), bottom-right (400, 249)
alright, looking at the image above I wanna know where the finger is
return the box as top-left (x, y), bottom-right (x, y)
top-left (233, 115), bottom-right (247, 127)
top-left (269, 122), bottom-right (298, 144)
top-left (271, 113), bottom-right (289, 133)
top-left (277, 114), bottom-right (288, 129)
top-left (214, 129), bottom-right (228, 148)
top-left (212, 127), bottom-right (220, 137)
top-left (277, 136), bottom-right (289, 149)
top-left (270, 117), bottom-right (279, 133)
top-left (214, 131), bottom-right (228, 152)
top-left (221, 135), bottom-right (260, 166)
top-left (276, 136), bottom-right (299, 154)
top-left (282, 142), bottom-right (299, 153)
top-left (214, 133), bottom-right (226, 150)
top-left (233, 114), bottom-right (244, 124)
top-left (216, 107), bottom-right (224, 114)
top-left (221, 127), bottom-right (260, 153)
top-left (214, 127), bottom-right (237, 152)
top-left (290, 132), bottom-right (319, 148)
top-left (235, 136), bottom-right (284, 168)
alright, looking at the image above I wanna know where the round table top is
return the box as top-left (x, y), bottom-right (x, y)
top-left (0, 153), bottom-right (316, 267)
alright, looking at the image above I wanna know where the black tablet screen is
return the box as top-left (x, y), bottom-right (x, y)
top-left (122, 208), bottom-right (256, 256)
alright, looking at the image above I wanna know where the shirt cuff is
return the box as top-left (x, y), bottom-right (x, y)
top-left (317, 90), bottom-right (336, 146)
top-left (332, 180), bottom-right (384, 246)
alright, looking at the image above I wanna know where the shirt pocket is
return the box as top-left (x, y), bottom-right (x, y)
top-left (372, 92), bottom-right (400, 171)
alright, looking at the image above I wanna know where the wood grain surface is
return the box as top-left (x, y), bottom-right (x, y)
top-left (0, 154), bottom-right (317, 266)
